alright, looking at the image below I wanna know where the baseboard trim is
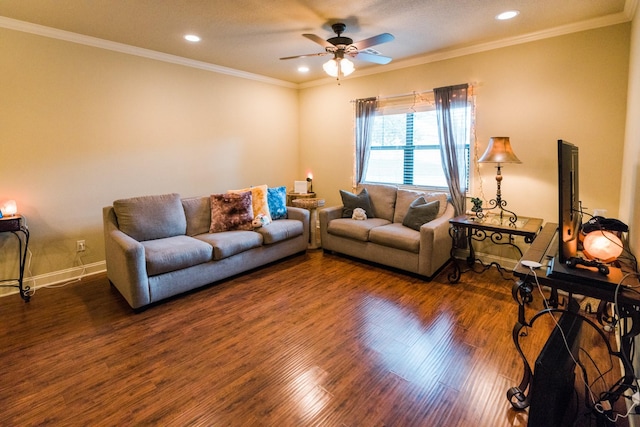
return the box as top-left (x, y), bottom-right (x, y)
top-left (0, 261), bottom-right (106, 298)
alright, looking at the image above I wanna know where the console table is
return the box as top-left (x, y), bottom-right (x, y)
top-left (0, 215), bottom-right (31, 302)
top-left (448, 214), bottom-right (543, 283)
top-left (508, 223), bottom-right (640, 422)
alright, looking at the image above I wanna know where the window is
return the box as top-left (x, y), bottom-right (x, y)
top-left (362, 94), bottom-right (471, 190)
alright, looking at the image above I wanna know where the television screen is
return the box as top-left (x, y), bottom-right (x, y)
top-left (557, 140), bottom-right (580, 263)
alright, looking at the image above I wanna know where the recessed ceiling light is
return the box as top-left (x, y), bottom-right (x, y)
top-left (298, 66), bottom-right (310, 73)
top-left (496, 10), bottom-right (520, 20)
top-left (184, 34), bottom-right (201, 42)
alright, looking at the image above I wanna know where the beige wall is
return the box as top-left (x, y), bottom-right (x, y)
top-left (0, 21), bottom-right (634, 294)
top-left (300, 24), bottom-right (630, 228)
top-left (621, 8), bottom-right (640, 254)
top-left (0, 28), bottom-right (299, 291)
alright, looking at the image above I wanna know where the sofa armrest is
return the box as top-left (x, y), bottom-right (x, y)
top-left (285, 206), bottom-right (310, 245)
top-left (103, 207), bottom-right (150, 309)
top-left (319, 206), bottom-right (343, 248)
top-left (418, 203), bottom-right (455, 276)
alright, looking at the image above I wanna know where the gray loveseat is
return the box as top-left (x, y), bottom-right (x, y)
top-left (103, 193), bottom-right (309, 309)
top-left (319, 183), bottom-right (454, 279)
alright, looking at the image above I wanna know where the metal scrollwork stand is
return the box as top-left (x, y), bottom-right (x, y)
top-left (474, 164), bottom-right (518, 226)
top-left (507, 279), bottom-right (638, 414)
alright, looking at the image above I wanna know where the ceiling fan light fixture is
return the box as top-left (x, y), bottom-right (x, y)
top-left (323, 57), bottom-right (355, 78)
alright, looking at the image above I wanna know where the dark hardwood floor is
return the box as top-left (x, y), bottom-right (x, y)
top-left (0, 250), bottom-right (631, 426)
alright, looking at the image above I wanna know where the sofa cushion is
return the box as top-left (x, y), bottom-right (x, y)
top-left (194, 230), bottom-right (263, 260)
top-left (340, 188), bottom-right (375, 218)
top-left (424, 192), bottom-right (448, 218)
top-left (394, 190), bottom-right (448, 223)
top-left (256, 219), bottom-right (304, 244)
top-left (357, 183), bottom-right (397, 222)
top-left (267, 186), bottom-right (288, 220)
top-left (142, 235), bottom-right (213, 276)
top-left (327, 218), bottom-right (391, 242)
top-left (229, 184), bottom-right (272, 222)
top-left (210, 192), bottom-right (254, 232)
top-left (394, 189), bottom-right (425, 224)
top-left (113, 193), bottom-right (187, 241)
top-left (182, 196), bottom-right (211, 236)
top-left (402, 197), bottom-right (440, 231)
top-left (369, 223), bottom-right (421, 253)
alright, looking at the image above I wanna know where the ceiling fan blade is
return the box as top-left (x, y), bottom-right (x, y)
top-left (352, 33), bottom-right (394, 50)
top-left (303, 33), bottom-right (334, 49)
top-left (280, 52), bottom-right (329, 60)
top-left (355, 52), bottom-right (392, 65)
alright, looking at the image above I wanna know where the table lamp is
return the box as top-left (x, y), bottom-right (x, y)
top-left (477, 137), bottom-right (522, 225)
top-left (582, 230), bottom-right (623, 263)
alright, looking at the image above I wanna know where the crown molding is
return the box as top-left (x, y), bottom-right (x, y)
top-left (0, 16), bottom-right (297, 89)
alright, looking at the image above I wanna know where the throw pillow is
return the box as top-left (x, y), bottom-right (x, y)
top-left (340, 188), bottom-right (375, 218)
top-left (267, 186), bottom-right (287, 220)
top-left (210, 192), bottom-right (254, 233)
top-left (402, 197), bottom-right (440, 231)
top-left (113, 193), bottom-right (186, 241)
top-left (228, 184), bottom-right (272, 222)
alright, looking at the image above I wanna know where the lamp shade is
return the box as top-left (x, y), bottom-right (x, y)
top-left (323, 57), bottom-right (355, 77)
top-left (583, 230), bottom-right (623, 263)
top-left (478, 137), bottom-right (522, 164)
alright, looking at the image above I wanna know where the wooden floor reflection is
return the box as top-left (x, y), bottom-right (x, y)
top-left (0, 250), bottom-right (628, 426)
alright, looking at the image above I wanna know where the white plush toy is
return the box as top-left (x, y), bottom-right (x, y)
top-left (252, 213), bottom-right (271, 228)
top-left (352, 207), bottom-right (367, 220)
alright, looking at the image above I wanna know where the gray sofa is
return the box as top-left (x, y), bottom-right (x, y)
top-left (319, 183), bottom-right (454, 279)
top-left (103, 193), bottom-right (309, 309)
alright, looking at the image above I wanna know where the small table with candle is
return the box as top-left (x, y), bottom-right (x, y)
top-left (291, 197), bottom-right (325, 249)
top-left (0, 215), bottom-right (31, 302)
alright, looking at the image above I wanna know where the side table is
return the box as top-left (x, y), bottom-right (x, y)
top-left (0, 215), bottom-right (31, 301)
top-left (448, 214), bottom-right (543, 283)
top-left (286, 192), bottom-right (316, 207)
top-left (291, 198), bottom-right (325, 249)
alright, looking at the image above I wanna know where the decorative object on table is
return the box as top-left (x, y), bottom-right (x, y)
top-left (306, 174), bottom-right (313, 193)
top-left (1, 199), bottom-right (18, 217)
top-left (581, 216), bottom-right (627, 263)
top-left (470, 197), bottom-right (483, 213)
top-left (351, 207), bottom-right (367, 220)
top-left (477, 136), bottom-right (522, 225)
top-left (294, 180), bottom-right (308, 194)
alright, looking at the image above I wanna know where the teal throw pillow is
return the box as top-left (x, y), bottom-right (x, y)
top-left (340, 188), bottom-right (375, 218)
top-left (267, 186), bottom-right (287, 220)
top-left (402, 197), bottom-right (440, 231)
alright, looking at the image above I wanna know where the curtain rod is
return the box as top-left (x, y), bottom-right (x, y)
top-left (351, 82), bottom-right (475, 103)
top-left (350, 89), bottom-right (433, 103)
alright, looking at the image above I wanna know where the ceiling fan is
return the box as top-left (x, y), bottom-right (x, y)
top-left (280, 23), bottom-right (394, 78)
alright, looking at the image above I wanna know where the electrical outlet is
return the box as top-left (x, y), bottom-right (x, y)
top-left (76, 240), bottom-right (86, 252)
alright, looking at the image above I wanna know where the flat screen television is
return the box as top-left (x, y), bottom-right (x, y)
top-left (557, 139), bottom-right (580, 263)
top-left (548, 140), bottom-right (624, 286)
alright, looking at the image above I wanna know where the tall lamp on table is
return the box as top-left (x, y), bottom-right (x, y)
top-left (477, 136), bottom-right (522, 225)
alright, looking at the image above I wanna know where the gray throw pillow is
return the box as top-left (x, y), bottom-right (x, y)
top-left (340, 188), bottom-right (375, 218)
top-left (402, 197), bottom-right (440, 231)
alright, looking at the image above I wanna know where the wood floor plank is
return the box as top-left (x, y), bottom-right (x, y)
top-left (0, 251), bottom-right (630, 426)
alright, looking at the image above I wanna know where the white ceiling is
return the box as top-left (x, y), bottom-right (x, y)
top-left (0, 0), bottom-right (634, 86)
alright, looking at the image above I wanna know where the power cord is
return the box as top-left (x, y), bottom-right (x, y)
top-left (526, 265), bottom-right (640, 424)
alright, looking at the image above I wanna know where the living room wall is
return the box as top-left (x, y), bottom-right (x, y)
top-left (0, 27), bottom-right (299, 293)
top-left (298, 24), bottom-right (630, 232)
